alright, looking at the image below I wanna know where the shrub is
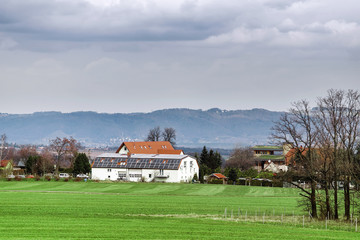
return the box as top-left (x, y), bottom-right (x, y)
top-left (35, 176), bottom-right (41, 181)
top-left (15, 176), bottom-right (22, 181)
top-left (74, 177), bottom-right (82, 182)
top-left (64, 177), bottom-right (69, 182)
top-left (209, 179), bottom-right (223, 184)
top-left (55, 176), bottom-right (60, 181)
top-left (45, 176), bottom-right (51, 181)
top-left (7, 177), bottom-right (12, 181)
top-left (251, 180), bottom-right (262, 186)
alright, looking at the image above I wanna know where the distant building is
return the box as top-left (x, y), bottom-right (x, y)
top-left (252, 145), bottom-right (289, 172)
top-left (0, 160), bottom-right (13, 176)
top-left (92, 141), bottom-right (197, 183)
top-left (208, 173), bottom-right (228, 184)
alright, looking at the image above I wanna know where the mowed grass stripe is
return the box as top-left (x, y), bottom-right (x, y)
top-left (0, 215), bottom-right (358, 239)
top-left (0, 181), bottom-right (357, 239)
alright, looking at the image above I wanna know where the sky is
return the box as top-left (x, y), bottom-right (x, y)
top-left (0, 0), bottom-right (359, 114)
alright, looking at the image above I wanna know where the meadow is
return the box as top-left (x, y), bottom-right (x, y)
top-left (0, 181), bottom-right (359, 239)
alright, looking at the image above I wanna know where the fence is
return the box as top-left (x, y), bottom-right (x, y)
top-left (222, 207), bottom-right (359, 232)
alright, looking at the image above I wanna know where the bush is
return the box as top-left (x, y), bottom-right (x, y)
top-left (209, 179), bottom-right (223, 184)
top-left (64, 177), bottom-right (69, 182)
top-left (45, 176), bottom-right (51, 181)
top-left (15, 176), bottom-right (22, 181)
top-left (74, 177), bottom-right (82, 182)
top-left (250, 180), bottom-right (262, 186)
top-left (55, 176), bottom-right (60, 181)
top-left (35, 176), bottom-right (41, 181)
top-left (7, 177), bottom-right (12, 181)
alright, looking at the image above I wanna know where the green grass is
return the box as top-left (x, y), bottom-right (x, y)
top-left (0, 181), bottom-right (358, 239)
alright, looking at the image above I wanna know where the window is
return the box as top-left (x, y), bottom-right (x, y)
top-left (129, 174), bottom-right (142, 178)
top-left (107, 169), bottom-right (112, 172)
top-left (160, 169), bottom-right (164, 175)
top-left (190, 161), bottom-right (193, 168)
top-left (184, 161), bottom-right (187, 168)
top-left (118, 173), bottom-right (126, 178)
top-left (149, 174), bottom-right (152, 178)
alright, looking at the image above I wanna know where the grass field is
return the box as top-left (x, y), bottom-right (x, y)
top-left (0, 181), bottom-right (359, 239)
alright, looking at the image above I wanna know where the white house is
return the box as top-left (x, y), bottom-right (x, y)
top-left (91, 153), bottom-right (199, 183)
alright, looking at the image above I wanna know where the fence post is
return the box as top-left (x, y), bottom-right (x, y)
top-left (303, 215), bottom-right (304, 228)
top-left (231, 209), bottom-right (233, 220)
top-left (245, 211), bottom-right (247, 221)
top-left (224, 208), bottom-right (227, 219)
top-left (356, 218), bottom-right (358, 232)
top-left (263, 212), bottom-right (265, 224)
top-left (325, 217), bottom-right (327, 230)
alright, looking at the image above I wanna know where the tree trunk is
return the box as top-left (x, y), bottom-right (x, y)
top-left (311, 180), bottom-right (318, 218)
top-left (344, 177), bottom-right (351, 220)
top-left (325, 179), bottom-right (331, 219)
top-left (333, 175), bottom-right (339, 219)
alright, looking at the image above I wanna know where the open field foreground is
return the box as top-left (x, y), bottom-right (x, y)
top-left (0, 182), bottom-right (359, 239)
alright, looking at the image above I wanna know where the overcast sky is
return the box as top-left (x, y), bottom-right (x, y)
top-left (0, 0), bottom-right (359, 114)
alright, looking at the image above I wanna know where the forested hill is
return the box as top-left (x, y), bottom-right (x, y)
top-left (0, 108), bottom-right (284, 148)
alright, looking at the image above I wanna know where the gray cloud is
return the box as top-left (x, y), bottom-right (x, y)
top-left (0, 0), bottom-right (359, 114)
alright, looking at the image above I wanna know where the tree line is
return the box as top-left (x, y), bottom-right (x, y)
top-left (271, 89), bottom-right (360, 220)
top-left (0, 136), bottom-right (90, 176)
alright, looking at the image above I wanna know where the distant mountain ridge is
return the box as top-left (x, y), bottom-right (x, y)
top-left (0, 108), bottom-right (284, 148)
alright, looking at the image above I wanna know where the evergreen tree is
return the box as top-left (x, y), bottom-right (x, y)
top-left (25, 156), bottom-right (40, 174)
top-left (73, 153), bottom-right (91, 175)
top-left (200, 146), bottom-right (208, 165)
top-left (228, 168), bottom-right (238, 182)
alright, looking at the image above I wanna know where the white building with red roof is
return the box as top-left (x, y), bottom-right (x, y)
top-left (91, 141), bottom-right (198, 183)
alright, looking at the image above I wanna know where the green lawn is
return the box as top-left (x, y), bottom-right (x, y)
top-left (0, 181), bottom-right (358, 239)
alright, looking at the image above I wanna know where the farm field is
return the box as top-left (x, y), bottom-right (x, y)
top-left (0, 181), bottom-right (358, 239)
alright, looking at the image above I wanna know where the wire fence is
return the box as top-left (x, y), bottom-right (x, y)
top-left (221, 207), bottom-right (359, 232)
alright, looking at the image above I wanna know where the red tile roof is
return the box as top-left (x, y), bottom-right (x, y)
top-left (0, 160), bottom-right (11, 167)
top-left (157, 149), bottom-right (183, 155)
top-left (116, 141), bottom-right (177, 154)
top-left (211, 173), bottom-right (227, 179)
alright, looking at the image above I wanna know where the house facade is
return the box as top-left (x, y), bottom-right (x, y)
top-left (91, 153), bottom-right (199, 183)
top-left (252, 145), bottom-right (289, 172)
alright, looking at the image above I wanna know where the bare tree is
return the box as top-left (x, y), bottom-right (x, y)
top-left (0, 134), bottom-right (8, 161)
top-left (67, 137), bottom-right (82, 168)
top-left (146, 126), bottom-right (161, 141)
top-left (271, 100), bottom-right (319, 218)
top-left (225, 147), bottom-right (254, 170)
top-left (316, 89), bottom-right (346, 220)
top-left (49, 137), bottom-right (80, 174)
top-left (162, 127), bottom-right (176, 146)
top-left (39, 147), bottom-right (55, 175)
top-left (335, 90), bottom-right (360, 220)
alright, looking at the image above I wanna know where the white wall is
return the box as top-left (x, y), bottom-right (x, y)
top-left (91, 156), bottom-right (199, 183)
top-left (178, 156), bottom-right (199, 183)
top-left (118, 145), bottom-right (128, 154)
